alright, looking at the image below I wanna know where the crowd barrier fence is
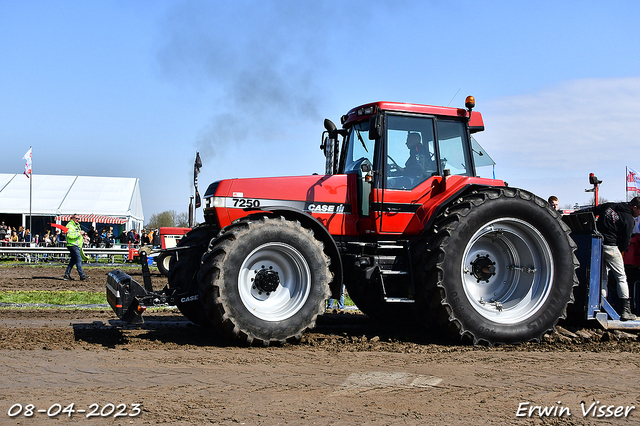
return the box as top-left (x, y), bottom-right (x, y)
top-left (0, 246), bottom-right (134, 264)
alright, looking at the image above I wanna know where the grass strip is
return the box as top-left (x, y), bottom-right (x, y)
top-left (0, 290), bottom-right (106, 305)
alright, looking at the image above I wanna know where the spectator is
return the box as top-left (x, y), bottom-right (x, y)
top-left (63, 214), bottom-right (89, 281)
top-left (23, 229), bottom-right (31, 244)
top-left (127, 229), bottom-right (136, 245)
top-left (118, 229), bottom-right (128, 247)
top-left (327, 284), bottom-right (346, 313)
top-left (88, 226), bottom-right (97, 247)
top-left (141, 229), bottom-right (149, 245)
top-left (102, 227), bottom-right (113, 248)
top-left (590, 197), bottom-right (640, 320)
top-left (152, 229), bottom-right (161, 248)
top-left (43, 231), bottom-right (52, 247)
top-left (98, 228), bottom-right (105, 246)
top-left (10, 231), bottom-right (18, 245)
top-left (0, 221), bottom-right (7, 240)
top-left (548, 195), bottom-right (561, 213)
top-left (2, 227), bottom-right (12, 244)
top-left (18, 226), bottom-right (25, 242)
top-left (107, 227), bottom-right (115, 247)
top-left (55, 229), bottom-right (65, 246)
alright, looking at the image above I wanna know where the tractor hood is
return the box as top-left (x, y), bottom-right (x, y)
top-left (203, 174), bottom-right (352, 226)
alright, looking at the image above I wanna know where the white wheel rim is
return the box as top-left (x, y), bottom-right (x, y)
top-left (162, 255), bottom-right (171, 271)
top-left (461, 218), bottom-right (553, 324)
top-left (238, 242), bottom-right (311, 321)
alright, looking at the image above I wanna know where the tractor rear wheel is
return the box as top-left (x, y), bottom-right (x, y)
top-left (198, 216), bottom-right (331, 346)
top-left (167, 225), bottom-right (218, 326)
top-left (417, 187), bottom-right (578, 345)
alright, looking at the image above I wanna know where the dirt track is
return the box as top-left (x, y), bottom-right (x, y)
top-left (1, 264), bottom-right (640, 425)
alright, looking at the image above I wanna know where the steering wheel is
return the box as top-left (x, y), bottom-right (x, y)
top-left (387, 155), bottom-right (401, 175)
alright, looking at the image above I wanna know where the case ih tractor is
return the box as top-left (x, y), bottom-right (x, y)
top-left (107, 97), bottom-right (578, 346)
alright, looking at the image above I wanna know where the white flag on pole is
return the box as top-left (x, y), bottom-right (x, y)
top-left (23, 148), bottom-right (32, 178)
top-left (627, 166), bottom-right (640, 195)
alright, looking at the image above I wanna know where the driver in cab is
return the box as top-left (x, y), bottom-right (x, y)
top-left (401, 132), bottom-right (428, 177)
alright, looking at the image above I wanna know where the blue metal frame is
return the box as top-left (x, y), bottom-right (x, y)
top-left (583, 234), bottom-right (640, 329)
top-left (586, 236), bottom-right (602, 319)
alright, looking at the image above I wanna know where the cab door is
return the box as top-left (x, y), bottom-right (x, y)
top-left (376, 114), bottom-right (438, 234)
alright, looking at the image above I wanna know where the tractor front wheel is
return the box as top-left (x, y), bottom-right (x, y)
top-left (198, 216), bottom-right (331, 346)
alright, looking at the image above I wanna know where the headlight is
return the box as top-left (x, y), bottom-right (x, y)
top-left (205, 197), bottom-right (225, 209)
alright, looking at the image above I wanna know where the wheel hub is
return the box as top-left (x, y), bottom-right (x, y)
top-left (252, 267), bottom-right (280, 294)
top-left (471, 254), bottom-right (496, 283)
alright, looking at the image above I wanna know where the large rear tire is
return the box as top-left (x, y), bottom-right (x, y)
top-left (198, 216), bottom-right (332, 346)
top-left (418, 187), bottom-right (578, 345)
top-left (167, 225), bottom-right (218, 326)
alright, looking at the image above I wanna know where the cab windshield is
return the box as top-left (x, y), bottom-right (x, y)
top-left (343, 121), bottom-right (375, 173)
top-left (340, 114), bottom-right (474, 189)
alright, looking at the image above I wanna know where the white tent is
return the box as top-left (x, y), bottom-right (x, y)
top-left (0, 173), bottom-right (144, 231)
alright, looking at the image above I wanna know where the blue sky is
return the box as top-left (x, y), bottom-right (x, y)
top-left (1, 1), bottom-right (639, 222)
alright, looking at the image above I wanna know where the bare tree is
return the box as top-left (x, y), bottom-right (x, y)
top-left (176, 212), bottom-right (190, 227)
top-left (588, 195), bottom-right (608, 206)
top-left (146, 210), bottom-right (192, 229)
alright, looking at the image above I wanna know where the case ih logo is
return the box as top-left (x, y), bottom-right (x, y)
top-left (306, 203), bottom-right (345, 213)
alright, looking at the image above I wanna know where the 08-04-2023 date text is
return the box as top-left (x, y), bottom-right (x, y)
top-left (7, 403), bottom-right (141, 418)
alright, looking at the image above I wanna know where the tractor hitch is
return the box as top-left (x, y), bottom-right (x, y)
top-left (106, 250), bottom-right (182, 324)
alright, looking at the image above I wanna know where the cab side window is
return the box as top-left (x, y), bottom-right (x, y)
top-left (436, 120), bottom-right (471, 176)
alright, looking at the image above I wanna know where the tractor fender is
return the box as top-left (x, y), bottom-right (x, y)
top-left (420, 183), bottom-right (503, 233)
top-left (251, 206), bottom-right (344, 299)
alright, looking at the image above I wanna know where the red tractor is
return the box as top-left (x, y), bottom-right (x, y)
top-left (107, 97), bottom-right (577, 346)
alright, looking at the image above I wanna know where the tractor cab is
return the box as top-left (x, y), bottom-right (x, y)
top-left (321, 97), bottom-right (495, 234)
top-left (323, 98), bottom-right (486, 183)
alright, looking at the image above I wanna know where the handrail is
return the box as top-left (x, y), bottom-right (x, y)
top-left (0, 246), bottom-right (134, 263)
top-left (0, 246), bottom-right (129, 255)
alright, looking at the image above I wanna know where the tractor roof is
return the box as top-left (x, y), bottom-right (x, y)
top-left (342, 101), bottom-right (484, 133)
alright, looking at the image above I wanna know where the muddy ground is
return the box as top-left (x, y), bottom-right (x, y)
top-left (1, 263), bottom-right (640, 425)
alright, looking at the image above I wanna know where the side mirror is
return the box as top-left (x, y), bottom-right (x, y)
top-left (368, 114), bottom-right (383, 140)
top-left (356, 159), bottom-right (372, 216)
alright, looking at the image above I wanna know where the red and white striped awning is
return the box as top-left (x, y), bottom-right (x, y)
top-left (55, 214), bottom-right (127, 225)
